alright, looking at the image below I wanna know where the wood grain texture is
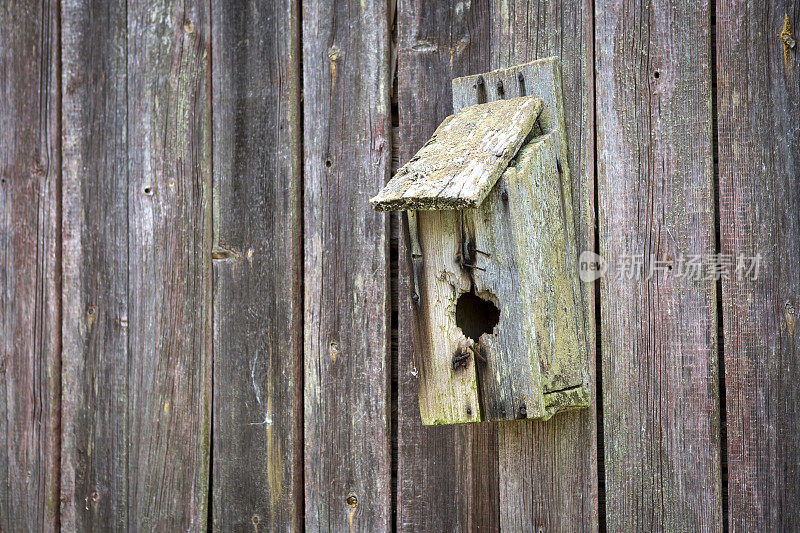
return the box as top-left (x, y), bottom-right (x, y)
top-left (395, 0), bottom-right (499, 529)
top-left (0, 1), bottom-right (60, 529)
top-left (487, 0), bottom-right (598, 529)
top-left (596, 0), bottom-right (722, 529)
top-left (126, 1), bottom-right (213, 526)
top-left (371, 96), bottom-right (542, 211)
top-left (302, 0), bottom-right (392, 529)
top-left (211, 0), bottom-right (302, 529)
top-left (61, 1), bottom-right (129, 528)
top-left (473, 134), bottom-right (588, 419)
top-left (61, 0), bottom-right (212, 529)
top-left (410, 207), bottom-right (482, 424)
top-left (716, 2), bottom-right (800, 530)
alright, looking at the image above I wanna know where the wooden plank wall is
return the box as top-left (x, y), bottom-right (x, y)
top-left (62, 0), bottom-right (212, 529)
top-left (1, 0), bottom-right (799, 530)
top-left (302, 0), bottom-right (392, 530)
top-left (61, 1), bottom-right (130, 527)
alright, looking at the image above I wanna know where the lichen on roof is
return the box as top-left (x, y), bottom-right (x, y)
top-left (370, 96), bottom-right (543, 211)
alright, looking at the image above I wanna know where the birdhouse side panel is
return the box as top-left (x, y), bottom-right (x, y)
top-left (462, 184), bottom-right (548, 421)
top-left (510, 135), bottom-right (589, 413)
top-left (462, 134), bottom-right (588, 421)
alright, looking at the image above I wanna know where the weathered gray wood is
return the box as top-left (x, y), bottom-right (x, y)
top-left (372, 97), bottom-right (542, 211)
top-left (303, 0), bottom-right (392, 529)
top-left (487, 1), bottom-right (599, 529)
top-left (62, 0), bottom-right (212, 529)
top-left (596, 0), bottom-right (722, 529)
top-left (126, 1), bottom-right (213, 525)
top-left (61, 1), bottom-right (130, 528)
top-left (396, 0), bottom-right (499, 528)
top-left (0, 1), bottom-right (60, 529)
top-left (717, 3), bottom-right (800, 530)
top-left (452, 57), bottom-right (566, 136)
top-left (211, 0), bottom-right (302, 529)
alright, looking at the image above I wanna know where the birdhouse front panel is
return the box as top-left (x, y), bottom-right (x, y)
top-left (372, 57), bottom-right (590, 425)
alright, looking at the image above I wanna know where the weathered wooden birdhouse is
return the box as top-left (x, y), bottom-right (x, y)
top-left (371, 57), bottom-right (590, 425)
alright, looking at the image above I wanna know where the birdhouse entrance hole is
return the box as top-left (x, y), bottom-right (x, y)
top-left (455, 290), bottom-right (500, 342)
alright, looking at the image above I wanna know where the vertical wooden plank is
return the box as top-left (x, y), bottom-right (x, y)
top-left (303, 0), bottom-right (392, 529)
top-left (488, 1), bottom-right (598, 529)
top-left (717, 3), bottom-right (800, 530)
top-left (0, 1), bottom-right (60, 529)
top-left (211, 0), bottom-right (302, 529)
top-left (62, 0), bottom-right (212, 529)
top-left (596, 0), bottom-right (722, 530)
top-left (395, 0), bottom-right (499, 529)
top-left (61, 1), bottom-right (129, 529)
top-left (125, 0), bottom-right (212, 527)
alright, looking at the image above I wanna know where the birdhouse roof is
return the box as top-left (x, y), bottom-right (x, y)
top-left (370, 96), bottom-right (543, 211)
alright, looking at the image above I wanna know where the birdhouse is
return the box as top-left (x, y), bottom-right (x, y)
top-left (371, 57), bottom-right (590, 425)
